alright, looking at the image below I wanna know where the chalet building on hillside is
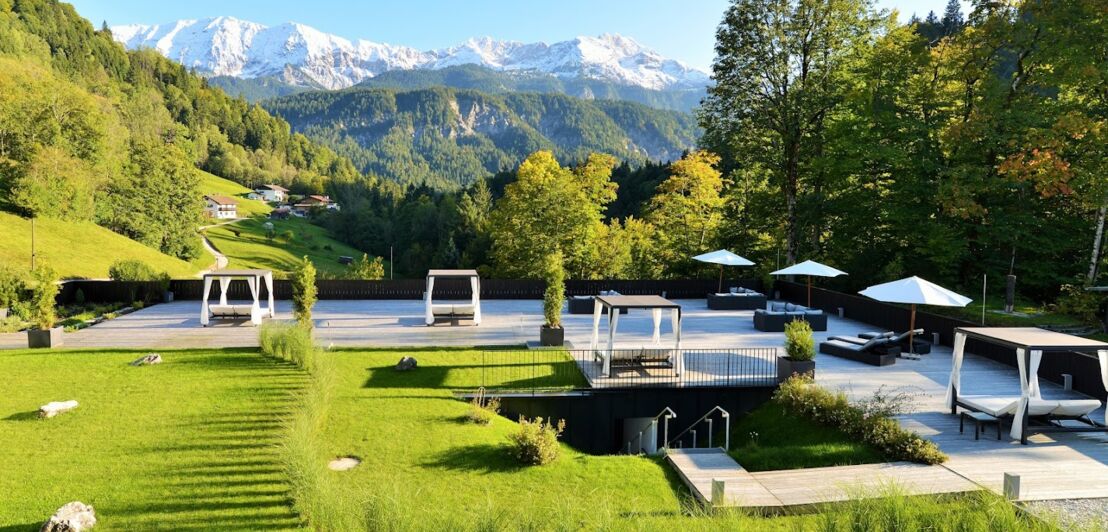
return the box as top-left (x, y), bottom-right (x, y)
top-left (249, 184), bottom-right (289, 203)
top-left (204, 195), bottom-right (238, 220)
top-left (291, 194), bottom-right (340, 216)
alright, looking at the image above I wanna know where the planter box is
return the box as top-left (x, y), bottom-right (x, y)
top-left (540, 325), bottom-right (564, 347)
top-left (27, 327), bottom-right (64, 348)
top-left (777, 357), bottom-right (815, 381)
top-left (163, 291), bottom-right (174, 303)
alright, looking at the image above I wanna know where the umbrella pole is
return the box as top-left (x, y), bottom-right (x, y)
top-left (909, 304), bottom-right (916, 356)
top-left (807, 275), bottom-right (812, 307)
top-left (718, 265), bottom-right (723, 293)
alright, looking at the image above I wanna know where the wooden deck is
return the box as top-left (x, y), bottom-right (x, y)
top-left (666, 448), bottom-right (979, 509)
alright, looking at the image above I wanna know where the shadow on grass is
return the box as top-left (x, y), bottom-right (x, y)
top-left (421, 443), bottom-right (524, 474)
top-left (2, 410), bottom-right (40, 422)
top-left (0, 523), bottom-right (40, 532)
top-left (362, 360), bottom-right (586, 390)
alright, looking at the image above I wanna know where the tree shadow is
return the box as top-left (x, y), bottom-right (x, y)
top-left (0, 523), bottom-right (40, 532)
top-left (2, 410), bottom-right (40, 422)
top-left (420, 443), bottom-right (524, 474)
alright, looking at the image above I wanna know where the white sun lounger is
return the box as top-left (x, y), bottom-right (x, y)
top-left (959, 395), bottom-right (1102, 419)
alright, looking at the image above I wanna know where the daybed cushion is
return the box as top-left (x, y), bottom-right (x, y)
top-left (1050, 399), bottom-right (1103, 416)
top-left (959, 395), bottom-right (1102, 418)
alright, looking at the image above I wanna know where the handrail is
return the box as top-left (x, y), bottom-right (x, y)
top-left (666, 406), bottom-right (730, 450)
top-left (624, 407), bottom-right (673, 452)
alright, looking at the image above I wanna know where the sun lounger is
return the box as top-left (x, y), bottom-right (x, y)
top-left (610, 347), bottom-right (674, 369)
top-left (957, 394), bottom-right (1104, 439)
top-left (819, 336), bottom-right (899, 366)
top-left (858, 329), bottom-right (931, 354)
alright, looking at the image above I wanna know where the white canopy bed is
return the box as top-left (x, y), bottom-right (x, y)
top-left (200, 269), bottom-right (274, 326)
top-left (945, 327), bottom-right (1108, 444)
top-left (589, 295), bottom-right (683, 378)
top-left (424, 269), bottom-right (482, 325)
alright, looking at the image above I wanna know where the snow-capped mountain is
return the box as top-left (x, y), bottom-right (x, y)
top-left (110, 17), bottom-right (709, 91)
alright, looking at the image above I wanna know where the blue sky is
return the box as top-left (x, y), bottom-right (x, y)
top-left (68, 0), bottom-right (968, 71)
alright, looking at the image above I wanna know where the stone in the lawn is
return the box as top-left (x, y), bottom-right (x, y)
top-left (328, 456), bottom-right (361, 471)
top-left (130, 354), bottom-right (162, 366)
top-left (39, 400), bottom-right (79, 419)
top-left (41, 501), bottom-right (96, 532)
top-left (395, 356), bottom-right (417, 371)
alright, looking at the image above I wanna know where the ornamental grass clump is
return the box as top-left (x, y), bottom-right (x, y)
top-left (259, 321), bottom-right (316, 371)
top-left (775, 375), bottom-right (947, 464)
top-left (508, 416), bottom-right (565, 465)
top-left (784, 319), bottom-right (815, 361)
top-left (466, 394), bottom-right (501, 425)
top-left (291, 256), bottom-right (317, 328)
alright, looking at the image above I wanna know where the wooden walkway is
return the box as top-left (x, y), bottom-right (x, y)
top-left (666, 448), bottom-right (980, 509)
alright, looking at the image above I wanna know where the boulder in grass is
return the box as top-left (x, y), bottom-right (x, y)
top-left (395, 356), bottom-right (418, 371)
top-left (130, 354), bottom-right (162, 366)
top-left (41, 501), bottom-right (96, 531)
top-left (39, 400), bottom-right (79, 419)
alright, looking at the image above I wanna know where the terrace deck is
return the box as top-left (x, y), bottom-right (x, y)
top-left (1, 298), bottom-right (1106, 501)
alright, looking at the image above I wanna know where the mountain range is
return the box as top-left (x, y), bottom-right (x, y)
top-left (110, 17), bottom-right (711, 95)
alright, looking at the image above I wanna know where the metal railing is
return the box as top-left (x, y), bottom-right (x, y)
top-left (667, 406), bottom-right (731, 451)
top-left (478, 348), bottom-right (778, 393)
top-left (624, 407), bottom-right (677, 455)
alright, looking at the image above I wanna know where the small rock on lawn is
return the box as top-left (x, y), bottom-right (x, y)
top-left (41, 501), bottom-right (96, 531)
top-left (39, 400), bottom-right (79, 419)
top-left (395, 356), bottom-right (417, 371)
top-left (130, 354), bottom-right (163, 366)
top-left (328, 456), bottom-right (361, 471)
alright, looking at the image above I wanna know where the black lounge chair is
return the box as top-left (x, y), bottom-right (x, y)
top-left (819, 336), bottom-right (899, 366)
top-left (858, 329), bottom-right (931, 354)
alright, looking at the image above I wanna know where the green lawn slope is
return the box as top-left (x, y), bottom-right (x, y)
top-left (0, 212), bottom-right (199, 279)
top-left (203, 217), bottom-right (366, 277)
top-left (198, 171), bottom-right (272, 218)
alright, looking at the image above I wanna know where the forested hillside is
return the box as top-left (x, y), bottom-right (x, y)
top-left (263, 86), bottom-right (698, 189)
top-left (0, 0), bottom-right (362, 267)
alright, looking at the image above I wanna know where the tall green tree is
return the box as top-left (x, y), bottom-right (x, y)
top-left (700, 0), bottom-right (877, 263)
top-left (645, 151), bottom-right (727, 277)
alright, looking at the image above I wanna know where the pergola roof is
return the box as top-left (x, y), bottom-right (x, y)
top-left (202, 269), bottom-right (271, 278)
top-left (956, 327), bottom-right (1108, 351)
top-left (426, 269), bottom-right (480, 278)
top-left (596, 295), bottom-right (680, 310)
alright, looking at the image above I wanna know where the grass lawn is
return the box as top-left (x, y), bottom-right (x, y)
top-left (0, 348), bottom-right (305, 530)
top-left (198, 171), bottom-right (272, 218)
top-left (203, 217), bottom-right (368, 277)
top-left (729, 402), bottom-right (884, 472)
top-left (922, 292), bottom-right (1084, 328)
top-left (0, 212), bottom-right (199, 280)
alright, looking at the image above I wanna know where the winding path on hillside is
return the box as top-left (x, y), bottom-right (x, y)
top-left (196, 218), bottom-right (242, 275)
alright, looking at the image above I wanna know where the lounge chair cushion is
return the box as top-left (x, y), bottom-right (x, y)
top-left (771, 302), bottom-right (786, 312)
top-left (804, 309), bottom-right (823, 316)
top-left (1050, 399), bottom-right (1103, 416)
top-left (959, 395), bottom-right (1102, 418)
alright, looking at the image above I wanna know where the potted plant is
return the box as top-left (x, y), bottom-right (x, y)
top-left (26, 263), bottom-right (62, 348)
top-left (779, 319), bottom-right (816, 381)
top-left (539, 251), bottom-right (565, 346)
top-left (158, 272), bottom-right (173, 303)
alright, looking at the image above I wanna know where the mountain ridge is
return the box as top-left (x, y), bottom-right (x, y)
top-left (110, 16), bottom-right (710, 93)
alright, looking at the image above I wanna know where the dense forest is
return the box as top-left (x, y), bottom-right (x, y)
top-left (263, 86), bottom-right (698, 189)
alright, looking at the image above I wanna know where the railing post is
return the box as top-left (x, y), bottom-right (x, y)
top-left (706, 419), bottom-right (713, 448)
top-left (691, 429), bottom-right (697, 448)
top-left (722, 410), bottom-right (730, 450)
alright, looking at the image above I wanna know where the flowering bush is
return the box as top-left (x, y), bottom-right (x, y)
top-left (508, 416), bottom-right (565, 465)
top-left (774, 375), bottom-right (947, 464)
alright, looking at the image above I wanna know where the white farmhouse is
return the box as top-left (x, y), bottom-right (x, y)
top-left (204, 195), bottom-right (238, 220)
top-left (253, 184), bottom-right (289, 203)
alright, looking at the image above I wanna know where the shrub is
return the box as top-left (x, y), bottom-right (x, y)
top-left (0, 265), bottom-right (24, 309)
top-left (74, 288), bottom-right (85, 305)
top-left (28, 262), bottom-right (59, 330)
top-left (542, 251), bottom-right (565, 328)
top-left (784, 319), bottom-right (815, 361)
top-left (291, 256), bottom-right (317, 327)
top-left (774, 375), bottom-right (947, 464)
top-left (347, 254), bottom-right (385, 280)
top-left (108, 259), bottom-right (171, 301)
top-left (466, 393), bottom-right (501, 425)
top-left (508, 416), bottom-right (565, 465)
top-left (1056, 283), bottom-right (1100, 325)
top-left (259, 321), bottom-right (316, 371)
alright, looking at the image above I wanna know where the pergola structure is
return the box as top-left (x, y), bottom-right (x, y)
top-left (589, 295), bottom-right (682, 377)
top-left (945, 327), bottom-right (1108, 444)
top-left (425, 269), bottom-right (481, 326)
top-left (200, 269), bottom-right (274, 326)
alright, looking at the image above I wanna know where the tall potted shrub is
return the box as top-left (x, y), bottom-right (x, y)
top-left (779, 319), bottom-right (816, 381)
top-left (292, 256), bottom-right (317, 328)
top-left (539, 251), bottom-right (565, 346)
top-left (27, 263), bottom-right (62, 348)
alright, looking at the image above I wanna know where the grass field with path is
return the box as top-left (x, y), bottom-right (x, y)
top-left (198, 172), bottom-right (272, 218)
top-left (203, 217), bottom-right (368, 277)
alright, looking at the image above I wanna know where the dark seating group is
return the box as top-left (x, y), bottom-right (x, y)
top-left (568, 291), bottom-right (629, 315)
top-left (707, 288), bottom-right (767, 310)
top-left (753, 302), bottom-right (828, 332)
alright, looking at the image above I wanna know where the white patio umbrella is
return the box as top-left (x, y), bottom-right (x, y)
top-left (770, 260), bottom-right (847, 307)
top-left (693, 250), bottom-right (755, 292)
top-left (859, 276), bottom-right (972, 355)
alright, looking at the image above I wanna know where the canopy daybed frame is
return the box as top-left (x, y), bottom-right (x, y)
top-left (424, 269), bottom-right (482, 326)
top-left (589, 295), bottom-right (683, 378)
top-left (945, 327), bottom-right (1108, 444)
top-left (200, 269), bottom-right (274, 326)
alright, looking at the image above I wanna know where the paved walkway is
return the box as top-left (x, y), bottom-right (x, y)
top-left (1, 298), bottom-right (1106, 501)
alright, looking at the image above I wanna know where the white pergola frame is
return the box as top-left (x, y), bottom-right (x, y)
top-left (589, 295), bottom-right (683, 378)
top-left (424, 269), bottom-right (482, 326)
top-left (945, 327), bottom-right (1108, 444)
top-left (200, 270), bottom-right (275, 326)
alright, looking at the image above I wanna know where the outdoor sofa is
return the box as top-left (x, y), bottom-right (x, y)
top-left (819, 335), bottom-right (900, 366)
top-left (568, 290), bottom-right (629, 315)
top-left (858, 329), bottom-right (932, 354)
top-left (753, 302), bottom-right (828, 332)
top-left (707, 288), bottom-right (767, 310)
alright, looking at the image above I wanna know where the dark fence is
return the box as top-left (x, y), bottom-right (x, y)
top-left (56, 277), bottom-right (762, 304)
top-left (774, 280), bottom-right (1108, 400)
top-left (479, 348), bottom-right (778, 393)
